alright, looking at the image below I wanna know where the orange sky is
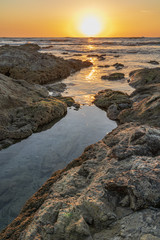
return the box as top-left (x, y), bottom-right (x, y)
top-left (0, 0), bottom-right (160, 37)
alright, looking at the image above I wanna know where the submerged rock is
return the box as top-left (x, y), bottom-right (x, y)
top-left (101, 73), bottom-right (125, 81)
top-left (148, 60), bottom-right (159, 65)
top-left (0, 44), bottom-right (92, 84)
top-left (98, 65), bottom-right (110, 68)
top-left (113, 63), bottom-right (124, 70)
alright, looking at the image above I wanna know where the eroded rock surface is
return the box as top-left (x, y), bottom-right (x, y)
top-left (96, 68), bottom-right (160, 127)
top-left (0, 44), bottom-right (92, 84)
top-left (1, 68), bottom-right (160, 239)
top-left (0, 73), bottom-right (72, 149)
top-left (1, 123), bottom-right (160, 240)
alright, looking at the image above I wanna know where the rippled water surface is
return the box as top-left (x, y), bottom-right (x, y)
top-left (0, 37), bottom-right (160, 230)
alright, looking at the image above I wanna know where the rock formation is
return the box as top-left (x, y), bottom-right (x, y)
top-left (1, 67), bottom-right (160, 240)
top-left (0, 44), bottom-right (92, 149)
top-left (0, 44), bottom-right (92, 84)
top-left (0, 73), bottom-right (70, 150)
top-left (101, 73), bottom-right (125, 81)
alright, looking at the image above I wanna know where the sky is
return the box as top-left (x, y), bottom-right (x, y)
top-left (0, 0), bottom-right (160, 37)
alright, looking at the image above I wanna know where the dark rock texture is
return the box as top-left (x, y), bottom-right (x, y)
top-left (94, 89), bottom-right (132, 120)
top-left (97, 68), bottom-right (160, 127)
top-left (113, 63), bottom-right (124, 70)
top-left (101, 73), bottom-right (125, 81)
top-left (0, 44), bottom-right (92, 84)
top-left (0, 73), bottom-right (75, 150)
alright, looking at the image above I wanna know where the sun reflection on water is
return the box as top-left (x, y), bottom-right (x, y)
top-left (86, 67), bottom-right (96, 82)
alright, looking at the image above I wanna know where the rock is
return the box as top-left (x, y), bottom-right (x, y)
top-left (0, 44), bottom-right (92, 85)
top-left (87, 54), bottom-right (105, 61)
top-left (98, 56), bottom-right (105, 61)
top-left (62, 52), bottom-right (68, 55)
top-left (118, 68), bottom-right (160, 127)
top-left (113, 63), bottom-right (124, 70)
top-left (114, 55), bottom-right (120, 58)
top-left (2, 68), bottom-right (160, 239)
top-left (148, 60), bottom-right (159, 65)
top-left (101, 73), bottom-right (125, 81)
top-left (45, 82), bottom-right (66, 92)
top-left (0, 73), bottom-right (69, 150)
top-left (73, 54), bottom-right (82, 56)
top-left (94, 89), bottom-right (132, 114)
top-left (98, 65), bottom-right (110, 68)
top-left (98, 68), bottom-right (160, 128)
top-left (129, 68), bottom-right (160, 88)
top-left (107, 104), bottom-right (120, 120)
top-left (2, 123), bottom-right (160, 239)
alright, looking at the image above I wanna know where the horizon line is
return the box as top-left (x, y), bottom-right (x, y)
top-left (0, 36), bottom-right (160, 39)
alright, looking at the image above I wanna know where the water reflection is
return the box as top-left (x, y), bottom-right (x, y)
top-left (86, 67), bottom-right (96, 82)
top-left (0, 106), bottom-right (116, 230)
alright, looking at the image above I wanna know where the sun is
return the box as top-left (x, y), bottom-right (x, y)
top-left (79, 15), bottom-right (102, 37)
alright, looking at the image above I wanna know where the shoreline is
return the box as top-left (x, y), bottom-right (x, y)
top-left (1, 68), bottom-right (160, 239)
top-left (0, 44), bottom-right (92, 150)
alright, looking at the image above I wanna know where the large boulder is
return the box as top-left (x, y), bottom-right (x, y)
top-left (0, 44), bottom-right (92, 84)
top-left (0, 73), bottom-right (72, 149)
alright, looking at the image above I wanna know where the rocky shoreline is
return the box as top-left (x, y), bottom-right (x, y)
top-left (0, 44), bottom-right (92, 150)
top-left (1, 67), bottom-right (160, 240)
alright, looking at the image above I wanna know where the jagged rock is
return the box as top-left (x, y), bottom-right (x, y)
top-left (97, 68), bottom-right (160, 127)
top-left (93, 89), bottom-right (132, 120)
top-left (1, 123), bottom-right (160, 240)
top-left (0, 73), bottom-right (71, 150)
top-left (101, 73), bottom-right (125, 81)
top-left (129, 67), bottom-right (160, 88)
top-left (0, 44), bottom-right (92, 84)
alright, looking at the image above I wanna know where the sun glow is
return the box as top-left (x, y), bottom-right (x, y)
top-left (79, 15), bottom-right (102, 37)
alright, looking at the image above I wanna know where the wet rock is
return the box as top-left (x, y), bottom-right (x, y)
top-left (98, 56), bottom-right (105, 61)
top-left (0, 73), bottom-right (68, 150)
top-left (73, 53), bottom-right (82, 56)
top-left (87, 54), bottom-right (105, 61)
top-left (0, 44), bottom-right (92, 85)
top-left (98, 65), bottom-right (110, 68)
top-left (113, 63), bottom-right (124, 70)
top-left (101, 73), bottom-right (125, 81)
top-left (99, 68), bottom-right (160, 128)
top-left (45, 82), bottom-right (66, 92)
top-left (94, 89), bottom-right (132, 115)
top-left (129, 67), bottom-right (160, 88)
top-left (2, 123), bottom-right (160, 239)
top-left (148, 60), bottom-right (159, 65)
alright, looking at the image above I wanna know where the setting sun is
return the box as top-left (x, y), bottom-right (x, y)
top-left (79, 15), bottom-right (102, 36)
